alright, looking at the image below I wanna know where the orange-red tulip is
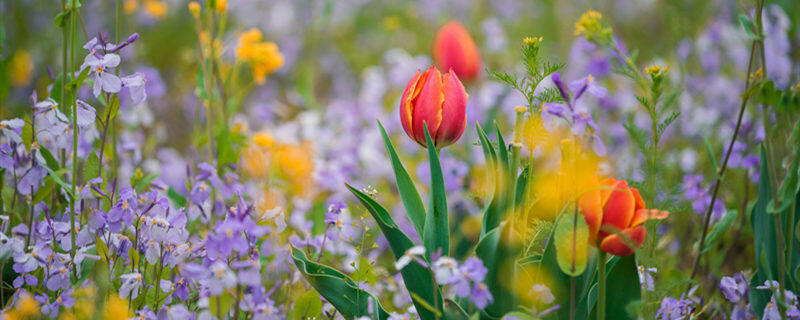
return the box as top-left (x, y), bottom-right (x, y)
top-left (433, 21), bottom-right (481, 81)
top-left (400, 66), bottom-right (468, 149)
top-left (578, 178), bottom-right (669, 256)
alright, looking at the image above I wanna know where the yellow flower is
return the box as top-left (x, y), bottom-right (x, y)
top-left (143, 0), bottom-right (167, 19)
top-left (523, 36), bottom-right (543, 45)
top-left (272, 143), bottom-right (314, 195)
top-left (5, 292), bottom-right (40, 320)
top-left (123, 0), bottom-right (138, 14)
top-left (215, 0), bottom-right (227, 13)
top-left (10, 50), bottom-right (33, 87)
top-left (645, 65), bottom-right (668, 79)
top-left (236, 29), bottom-right (283, 84)
top-left (188, 1), bottom-right (201, 17)
top-left (574, 10), bottom-right (611, 43)
top-left (102, 295), bottom-right (133, 320)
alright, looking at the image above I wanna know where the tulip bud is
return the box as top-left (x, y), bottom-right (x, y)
top-left (399, 66), bottom-right (468, 149)
top-left (433, 21), bottom-right (481, 81)
top-left (578, 178), bottom-right (668, 256)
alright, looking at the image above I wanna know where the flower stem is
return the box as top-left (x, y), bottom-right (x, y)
top-left (754, 0), bottom-right (788, 316)
top-left (688, 36), bottom-right (759, 282)
top-left (597, 250), bottom-right (607, 320)
top-left (68, 0), bottom-right (79, 278)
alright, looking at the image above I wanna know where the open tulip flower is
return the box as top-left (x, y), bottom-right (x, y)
top-left (433, 21), bottom-right (482, 81)
top-left (400, 66), bottom-right (468, 149)
top-left (578, 178), bottom-right (669, 256)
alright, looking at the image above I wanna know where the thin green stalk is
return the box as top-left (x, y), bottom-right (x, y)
top-left (754, 1), bottom-right (788, 317)
top-left (689, 41), bottom-right (759, 282)
top-left (67, 0), bottom-right (79, 278)
top-left (597, 250), bottom-right (607, 320)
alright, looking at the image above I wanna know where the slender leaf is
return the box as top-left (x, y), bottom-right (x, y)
top-left (377, 121), bottom-right (426, 238)
top-left (423, 125), bottom-right (449, 258)
top-left (346, 184), bottom-right (442, 320)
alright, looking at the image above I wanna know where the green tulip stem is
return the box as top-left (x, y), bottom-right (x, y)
top-left (597, 250), bottom-right (607, 320)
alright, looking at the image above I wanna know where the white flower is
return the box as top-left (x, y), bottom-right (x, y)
top-left (395, 246), bottom-right (425, 270)
top-left (433, 257), bottom-right (459, 284)
top-left (530, 284), bottom-right (555, 304)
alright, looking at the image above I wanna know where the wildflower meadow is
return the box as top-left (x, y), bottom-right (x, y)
top-left (2, 0), bottom-right (800, 319)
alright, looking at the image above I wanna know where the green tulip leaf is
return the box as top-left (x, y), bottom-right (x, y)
top-left (554, 210), bottom-right (590, 277)
top-left (377, 121), bottom-right (426, 239)
top-left (291, 246), bottom-right (389, 320)
top-left (423, 125), bottom-right (449, 258)
top-left (346, 184), bottom-right (442, 320)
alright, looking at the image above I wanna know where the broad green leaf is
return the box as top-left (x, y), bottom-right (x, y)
top-left (32, 177), bottom-right (56, 204)
top-left (38, 146), bottom-right (60, 170)
top-left (208, 292), bottom-right (233, 318)
top-left (291, 246), bottom-right (389, 320)
top-left (289, 289), bottom-right (323, 320)
top-left (476, 123), bottom-right (506, 237)
top-left (599, 255), bottom-right (641, 319)
top-left (377, 121), bottom-right (426, 238)
top-left (738, 14), bottom-right (761, 40)
top-left (133, 173), bottom-right (159, 192)
top-left (167, 188), bottom-right (187, 208)
top-left (475, 222), bottom-right (518, 318)
top-left (83, 152), bottom-right (100, 180)
top-left (42, 165), bottom-right (73, 198)
top-left (697, 210), bottom-right (737, 254)
top-left (748, 146), bottom-right (800, 316)
top-left (554, 210), bottom-right (589, 276)
top-left (423, 125), bottom-right (449, 258)
top-left (346, 184), bottom-right (442, 320)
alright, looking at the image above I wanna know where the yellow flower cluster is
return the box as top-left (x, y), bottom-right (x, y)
top-left (124, 0), bottom-right (167, 19)
top-left (574, 10), bottom-right (612, 43)
top-left (236, 29), bottom-right (284, 85)
top-left (523, 36), bottom-right (543, 46)
top-left (645, 65), bottom-right (668, 79)
top-left (10, 50), bottom-right (33, 87)
top-left (4, 292), bottom-right (40, 320)
top-left (101, 294), bottom-right (133, 320)
top-left (242, 131), bottom-right (315, 197)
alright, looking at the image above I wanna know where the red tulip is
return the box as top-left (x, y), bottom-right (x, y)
top-left (433, 21), bottom-right (481, 81)
top-left (578, 178), bottom-right (669, 256)
top-left (399, 66), bottom-right (468, 149)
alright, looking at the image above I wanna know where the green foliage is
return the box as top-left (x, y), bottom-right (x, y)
top-left (288, 289), bottom-right (323, 320)
top-left (377, 121), bottom-right (426, 239)
top-left (553, 210), bottom-right (589, 277)
top-left (291, 247), bottom-right (389, 320)
top-left (423, 126), bottom-right (449, 258)
top-left (346, 184), bottom-right (443, 320)
top-left (489, 37), bottom-right (564, 110)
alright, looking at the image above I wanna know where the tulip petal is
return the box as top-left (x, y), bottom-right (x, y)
top-left (599, 226), bottom-right (646, 256)
top-left (631, 209), bottom-right (670, 227)
top-left (399, 69), bottom-right (423, 139)
top-left (630, 187), bottom-right (646, 211)
top-left (435, 70), bottom-right (467, 148)
top-left (578, 188), bottom-right (603, 243)
top-left (412, 67), bottom-right (444, 146)
top-left (433, 21), bottom-right (481, 80)
top-left (600, 179), bottom-right (635, 235)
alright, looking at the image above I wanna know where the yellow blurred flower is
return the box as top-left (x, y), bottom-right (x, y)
top-left (143, 0), bottom-right (167, 19)
top-left (4, 291), bottom-right (40, 320)
top-left (123, 0), bottom-right (138, 14)
top-left (526, 138), bottom-right (601, 221)
top-left (188, 1), bottom-right (201, 17)
top-left (574, 10), bottom-right (611, 43)
top-left (102, 294), bottom-right (133, 320)
top-left (10, 50), bottom-right (33, 87)
top-left (215, 0), bottom-right (227, 13)
top-left (236, 28), bottom-right (284, 84)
